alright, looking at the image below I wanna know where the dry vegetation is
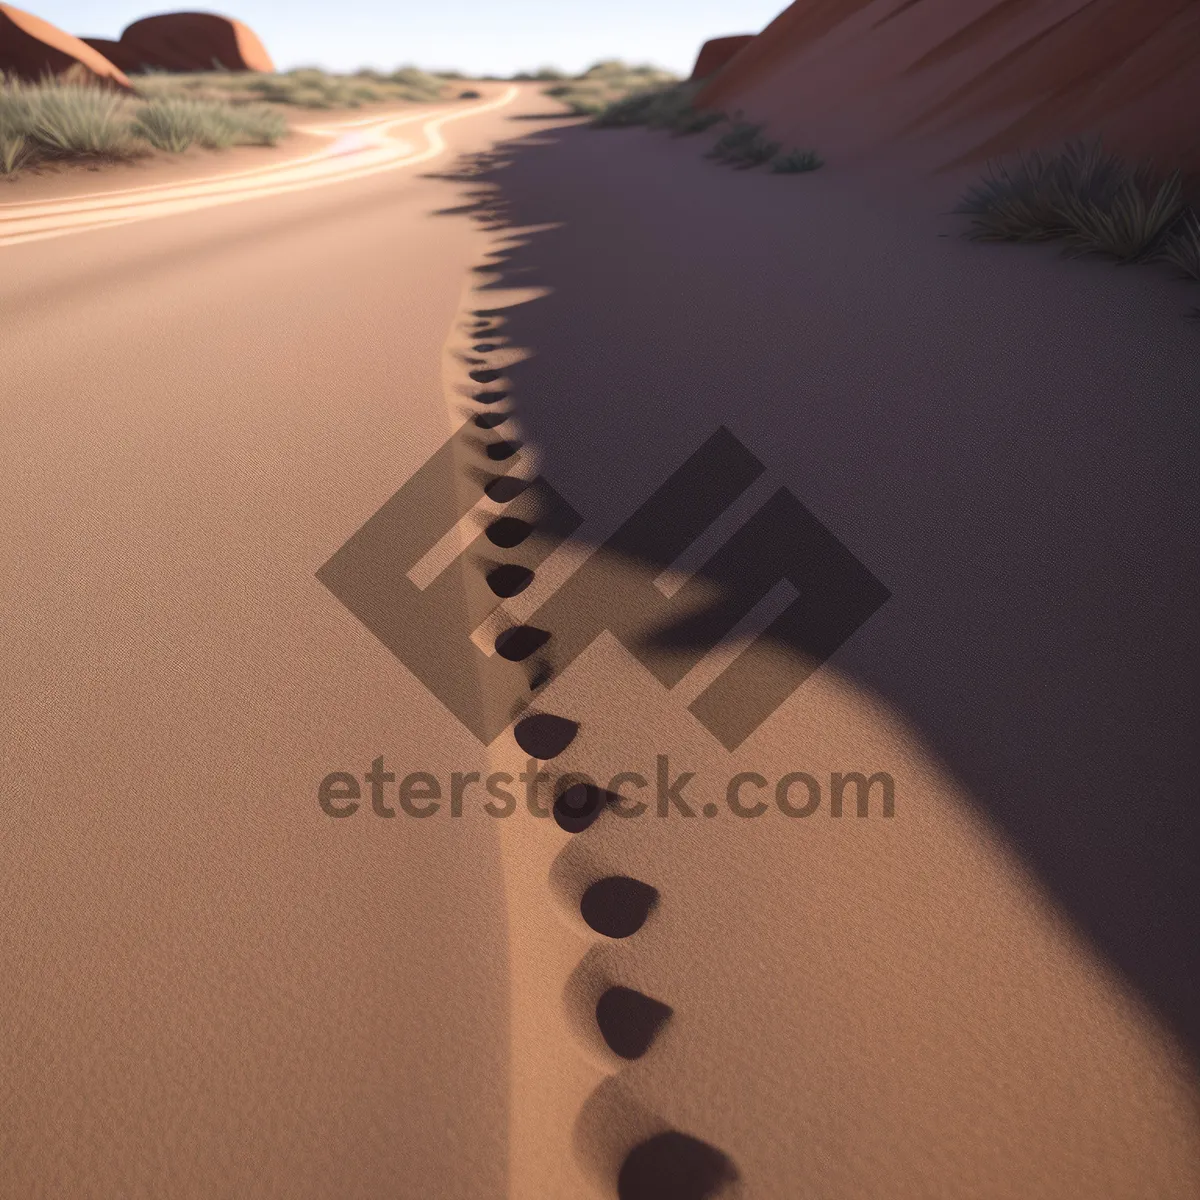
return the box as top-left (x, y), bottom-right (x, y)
top-left (0, 73), bottom-right (287, 175)
top-left (587, 80), bottom-right (823, 175)
top-left (542, 61), bottom-right (679, 116)
top-left (0, 66), bottom-right (454, 178)
top-left (132, 65), bottom-right (449, 110)
top-left (957, 140), bottom-right (1200, 313)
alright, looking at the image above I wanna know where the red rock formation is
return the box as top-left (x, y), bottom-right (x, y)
top-left (0, 4), bottom-right (131, 87)
top-left (694, 0), bottom-right (1200, 181)
top-left (689, 35), bottom-right (755, 82)
top-left (78, 37), bottom-right (144, 75)
top-left (98, 12), bottom-right (275, 74)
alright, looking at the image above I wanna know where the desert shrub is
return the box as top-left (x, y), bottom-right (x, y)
top-left (771, 147), bottom-right (823, 173)
top-left (141, 66), bottom-right (446, 109)
top-left (590, 81), bottom-right (703, 128)
top-left (513, 67), bottom-right (566, 81)
top-left (130, 95), bottom-right (209, 150)
top-left (1056, 168), bottom-right (1182, 261)
top-left (730, 135), bottom-right (780, 167)
top-left (229, 103), bottom-right (287, 144)
top-left (1157, 207), bottom-right (1200, 279)
top-left (386, 66), bottom-right (445, 98)
top-left (131, 97), bottom-right (287, 151)
top-left (0, 126), bottom-right (29, 173)
top-left (706, 120), bottom-right (763, 161)
top-left (643, 83), bottom-right (705, 130)
top-left (560, 95), bottom-right (608, 116)
top-left (552, 60), bottom-right (679, 118)
top-left (957, 140), bottom-right (1185, 261)
top-left (0, 81), bottom-right (33, 174)
top-left (670, 109), bottom-right (725, 136)
top-left (590, 89), bottom-right (662, 125)
top-left (0, 75), bottom-right (291, 174)
top-left (21, 79), bottom-right (140, 160)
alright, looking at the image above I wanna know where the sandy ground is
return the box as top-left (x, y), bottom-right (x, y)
top-left (0, 97), bottom-right (462, 207)
top-left (0, 84), bottom-right (532, 1200)
top-left (2, 83), bottom-right (1198, 1200)
top-left (0, 128), bottom-right (327, 206)
top-left (432, 117), bottom-right (1200, 1198)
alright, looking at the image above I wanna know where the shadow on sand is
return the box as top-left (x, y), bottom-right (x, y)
top-left (420, 120), bottom-right (1200, 1078)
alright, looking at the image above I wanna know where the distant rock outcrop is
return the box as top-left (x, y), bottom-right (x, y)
top-left (0, 4), bottom-right (131, 87)
top-left (688, 35), bottom-right (754, 82)
top-left (84, 12), bottom-right (274, 74)
top-left (694, 0), bottom-right (1200, 181)
top-left (78, 37), bottom-right (144, 74)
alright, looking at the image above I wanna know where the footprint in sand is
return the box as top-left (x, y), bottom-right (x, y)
top-left (485, 562), bottom-right (534, 596)
top-left (458, 304), bottom-right (738, 1199)
top-left (485, 439), bottom-right (522, 461)
top-left (596, 986), bottom-right (673, 1060)
top-left (485, 516), bottom-right (535, 548)
top-left (513, 712), bottom-right (578, 758)
top-left (618, 1132), bottom-right (739, 1200)
top-left (495, 625), bottom-right (551, 661)
top-left (581, 876), bottom-right (659, 939)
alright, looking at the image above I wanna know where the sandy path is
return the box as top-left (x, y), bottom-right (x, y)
top-left (0, 84), bottom-right (540, 1200)
top-left (430, 118), bottom-right (1200, 1197)
top-left (0, 88), bottom-right (518, 246)
top-left (4, 82), bottom-right (1198, 1199)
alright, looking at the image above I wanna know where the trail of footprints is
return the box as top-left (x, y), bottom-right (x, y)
top-left (462, 310), bottom-right (739, 1200)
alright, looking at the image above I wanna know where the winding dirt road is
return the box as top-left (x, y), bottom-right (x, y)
top-left (0, 84), bottom-right (530, 1200)
top-left (0, 87), bottom-right (517, 246)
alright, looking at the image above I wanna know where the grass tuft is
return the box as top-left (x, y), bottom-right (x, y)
top-left (588, 80), bottom-right (722, 133)
top-left (957, 139), bottom-right (1185, 261)
top-left (130, 96), bottom-right (203, 151)
top-left (1155, 207), bottom-right (1200, 280)
top-left (669, 109), bottom-right (725, 136)
top-left (134, 65), bottom-right (448, 109)
top-left (588, 88), bottom-right (822, 176)
top-left (731, 136), bottom-right (780, 167)
top-left (0, 73), bottom-right (291, 177)
top-left (131, 97), bottom-right (287, 151)
top-left (771, 147), bottom-right (823, 173)
top-left (706, 119), bottom-right (769, 164)
top-left (0, 128), bottom-right (29, 173)
top-left (549, 60), bottom-right (679, 118)
top-left (958, 138), bottom-right (1200, 315)
top-left (23, 78), bottom-right (140, 160)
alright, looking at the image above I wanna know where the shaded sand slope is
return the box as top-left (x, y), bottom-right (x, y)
top-left (695, 0), bottom-right (1200, 178)
top-left (429, 116), bottom-right (1199, 1196)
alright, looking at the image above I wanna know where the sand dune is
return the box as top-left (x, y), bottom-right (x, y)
top-left (695, 0), bottom-right (1200, 178)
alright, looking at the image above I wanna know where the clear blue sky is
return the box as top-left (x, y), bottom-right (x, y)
top-left (40, 1), bottom-right (784, 76)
